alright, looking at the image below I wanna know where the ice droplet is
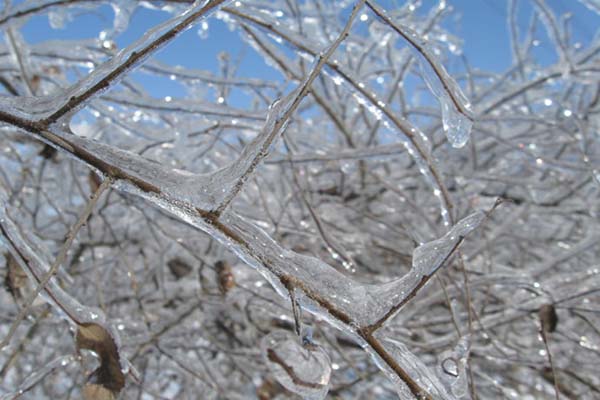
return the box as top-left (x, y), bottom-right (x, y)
top-left (262, 330), bottom-right (331, 400)
top-left (438, 335), bottom-right (471, 398)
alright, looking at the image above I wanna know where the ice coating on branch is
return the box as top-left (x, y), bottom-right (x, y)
top-left (4, 29), bottom-right (34, 96)
top-left (262, 330), bottom-right (331, 400)
top-left (142, 60), bottom-right (277, 88)
top-left (0, 355), bottom-right (75, 400)
top-left (234, 6), bottom-right (453, 224)
top-left (222, 212), bottom-right (383, 326)
top-left (210, 92), bottom-right (295, 200)
top-left (371, 331), bottom-right (456, 400)
top-left (577, 0), bottom-right (600, 14)
top-left (0, 0), bottom-right (221, 120)
top-left (0, 205), bottom-right (100, 325)
top-left (412, 211), bottom-right (485, 275)
top-left (59, 114), bottom-right (482, 332)
top-left (42, 91), bottom-right (291, 210)
top-left (533, 0), bottom-right (571, 70)
top-left (109, 178), bottom-right (384, 329)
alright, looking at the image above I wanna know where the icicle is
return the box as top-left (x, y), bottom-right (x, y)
top-left (413, 48), bottom-right (472, 148)
top-left (262, 330), bottom-right (331, 400)
top-left (366, 0), bottom-right (474, 148)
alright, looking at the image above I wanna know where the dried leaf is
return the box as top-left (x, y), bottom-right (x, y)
top-left (539, 304), bottom-right (558, 333)
top-left (257, 377), bottom-right (286, 400)
top-left (83, 383), bottom-right (116, 400)
top-left (4, 252), bottom-right (27, 301)
top-left (167, 258), bottom-right (192, 279)
top-left (76, 323), bottom-right (125, 396)
top-left (215, 260), bottom-right (235, 295)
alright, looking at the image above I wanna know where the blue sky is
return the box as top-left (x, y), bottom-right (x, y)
top-left (12, 0), bottom-right (600, 101)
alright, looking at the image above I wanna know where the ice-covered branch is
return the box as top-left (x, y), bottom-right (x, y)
top-left (0, 0), bottom-right (227, 122)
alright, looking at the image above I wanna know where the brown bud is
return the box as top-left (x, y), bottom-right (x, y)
top-left (39, 144), bottom-right (57, 160)
top-left (30, 75), bottom-right (41, 93)
top-left (215, 260), bottom-right (235, 295)
top-left (89, 171), bottom-right (103, 194)
top-left (539, 304), bottom-right (558, 333)
top-left (167, 258), bottom-right (192, 280)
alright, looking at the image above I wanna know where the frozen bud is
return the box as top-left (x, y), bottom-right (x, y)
top-left (215, 260), bottom-right (235, 295)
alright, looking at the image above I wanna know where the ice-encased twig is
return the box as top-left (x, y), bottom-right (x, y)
top-left (0, 355), bottom-right (75, 400)
top-left (577, 0), bottom-right (600, 14)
